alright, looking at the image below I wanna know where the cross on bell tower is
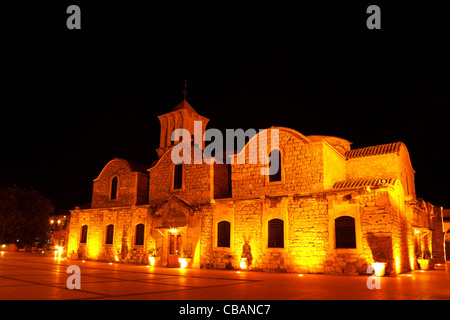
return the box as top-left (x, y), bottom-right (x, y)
top-left (183, 80), bottom-right (187, 100)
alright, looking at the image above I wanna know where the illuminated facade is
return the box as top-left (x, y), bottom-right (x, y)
top-left (67, 100), bottom-right (446, 275)
top-left (443, 209), bottom-right (450, 261)
top-left (48, 214), bottom-right (70, 251)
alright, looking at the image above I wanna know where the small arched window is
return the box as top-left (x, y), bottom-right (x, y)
top-left (335, 216), bottom-right (356, 249)
top-left (111, 176), bottom-right (118, 199)
top-left (80, 225), bottom-right (88, 244)
top-left (268, 219), bottom-right (284, 248)
top-left (268, 149), bottom-right (282, 182)
top-left (135, 223), bottom-right (145, 245)
top-left (173, 163), bottom-right (183, 190)
top-left (105, 224), bottom-right (114, 244)
top-left (217, 221), bottom-right (231, 248)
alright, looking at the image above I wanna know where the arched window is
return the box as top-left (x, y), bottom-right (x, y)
top-left (217, 221), bottom-right (231, 248)
top-left (111, 176), bottom-right (118, 199)
top-left (80, 225), bottom-right (88, 244)
top-left (135, 223), bottom-right (145, 245)
top-left (335, 216), bottom-right (356, 249)
top-left (268, 219), bottom-right (284, 248)
top-left (173, 163), bottom-right (183, 190)
top-left (268, 149), bottom-right (282, 182)
top-left (105, 224), bottom-right (114, 244)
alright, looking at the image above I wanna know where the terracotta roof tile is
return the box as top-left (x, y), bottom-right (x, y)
top-left (125, 160), bottom-right (150, 174)
top-left (333, 178), bottom-right (396, 189)
top-left (345, 142), bottom-right (402, 159)
top-left (171, 99), bottom-right (198, 114)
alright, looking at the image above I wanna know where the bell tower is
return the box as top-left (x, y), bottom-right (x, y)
top-left (156, 99), bottom-right (210, 159)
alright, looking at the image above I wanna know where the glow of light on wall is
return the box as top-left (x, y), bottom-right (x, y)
top-left (87, 239), bottom-right (102, 259)
top-left (54, 246), bottom-right (63, 261)
top-left (149, 256), bottom-right (155, 267)
top-left (290, 251), bottom-right (327, 273)
top-left (115, 254), bottom-right (119, 262)
top-left (371, 262), bottom-right (386, 277)
top-left (179, 258), bottom-right (188, 269)
top-left (394, 256), bottom-right (401, 274)
top-left (240, 258), bottom-right (248, 269)
top-left (392, 243), bottom-right (402, 274)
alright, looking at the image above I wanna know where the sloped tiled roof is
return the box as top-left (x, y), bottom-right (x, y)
top-left (333, 178), bottom-right (396, 189)
top-left (171, 99), bottom-right (198, 114)
top-left (345, 142), bottom-right (402, 159)
top-left (126, 160), bottom-right (150, 174)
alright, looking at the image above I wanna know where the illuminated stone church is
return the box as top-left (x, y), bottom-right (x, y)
top-left (67, 100), bottom-right (446, 275)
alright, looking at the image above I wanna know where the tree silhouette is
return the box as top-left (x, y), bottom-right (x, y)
top-left (0, 186), bottom-right (53, 248)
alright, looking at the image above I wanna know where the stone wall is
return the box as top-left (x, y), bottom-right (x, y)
top-left (67, 206), bottom-right (153, 263)
top-left (346, 153), bottom-right (399, 182)
top-left (91, 159), bottom-right (149, 209)
top-left (149, 147), bottom-right (212, 205)
top-left (287, 195), bottom-right (328, 273)
top-left (136, 173), bottom-right (149, 205)
top-left (231, 128), bottom-right (325, 198)
top-left (431, 206), bottom-right (446, 264)
top-left (213, 163), bottom-right (231, 199)
top-left (323, 141), bottom-right (346, 190)
top-left (346, 144), bottom-right (415, 198)
top-left (198, 186), bottom-right (420, 275)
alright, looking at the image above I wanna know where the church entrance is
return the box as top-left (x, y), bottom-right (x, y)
top-left (167, 233), bottom-right (182, 267)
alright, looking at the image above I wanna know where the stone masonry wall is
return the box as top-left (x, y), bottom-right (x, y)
top-left (149, 147), bottom-right (212, 205)
top-left (287, 195), bottom-right (329, 273)
top-left (231, 129), bottom-right (325, 198)
top-left (68, 206), bottom-right (153, 264)
top-left (92, 159), bottom-right (147, 209)
top-left (346, 153), bottom-right (399, 182)
top-left (213, 163), bottom-right (231, 199)
top-left (323, 142), bottom-right (346, 190)
top-left (346, 145), bottom-right (415, 199)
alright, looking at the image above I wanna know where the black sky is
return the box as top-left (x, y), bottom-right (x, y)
top-left (2, 2), bottom-right (450, 211)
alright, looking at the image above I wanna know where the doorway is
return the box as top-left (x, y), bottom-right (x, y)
top-left (167, 234), bottom-right (182, 267)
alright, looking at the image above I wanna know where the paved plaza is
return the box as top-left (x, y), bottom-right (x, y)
top-left (0, 252), bottom-right (449, 300)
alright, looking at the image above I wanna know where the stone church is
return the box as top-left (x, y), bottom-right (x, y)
top-left (67, 99), bottom-right (446, 275)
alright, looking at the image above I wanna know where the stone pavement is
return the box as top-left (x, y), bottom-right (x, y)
top-left (0, 252), bottom-right (449, 300)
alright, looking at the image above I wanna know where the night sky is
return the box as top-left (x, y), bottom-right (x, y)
top-left (2, 2), bottom-right (449, 212)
